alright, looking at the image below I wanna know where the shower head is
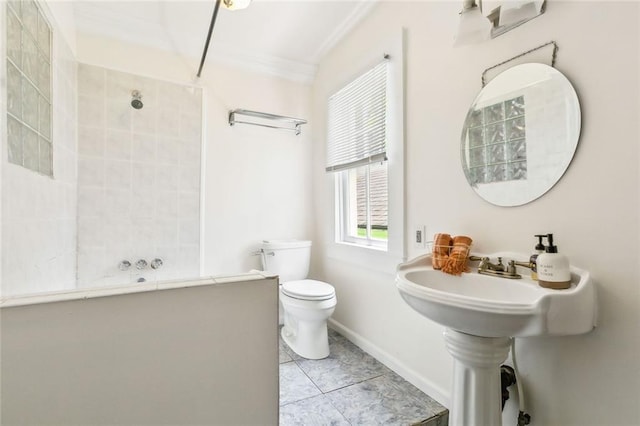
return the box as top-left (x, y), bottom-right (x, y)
top-left (131, 90), bottom-right (143, 109)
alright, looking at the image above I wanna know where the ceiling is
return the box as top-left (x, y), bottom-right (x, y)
top-left (73, 0), bottom-right (378, 82)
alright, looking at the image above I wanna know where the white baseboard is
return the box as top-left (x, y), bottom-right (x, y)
top-left (328, 318), bottom-right (451, 408)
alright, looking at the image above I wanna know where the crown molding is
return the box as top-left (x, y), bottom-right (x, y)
top-left (311, 1), bottom-right (379, 63)
top-left (208, 44), bottom-right (318, 84)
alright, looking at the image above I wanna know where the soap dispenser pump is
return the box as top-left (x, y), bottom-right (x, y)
top-left (536, 234), bottom-right (571, 290)
top-left (530, 234), bottom-right (546, 280)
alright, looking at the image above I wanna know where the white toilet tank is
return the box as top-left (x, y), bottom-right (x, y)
top-left (261, 240), bottom-right (311, 282)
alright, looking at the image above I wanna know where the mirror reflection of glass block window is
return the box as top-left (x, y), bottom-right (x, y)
top-left (465, 96), bottom-right (526, 183)
top-left (6, 0), bottom-right (53, 177)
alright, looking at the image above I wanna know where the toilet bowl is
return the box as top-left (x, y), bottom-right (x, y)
top-left (280, 279), bottom-right (337, 359)
top-left (260, 240), bottom-right (337, 359)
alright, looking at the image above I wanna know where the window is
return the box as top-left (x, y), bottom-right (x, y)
top-left (6, 0), bottom-right (53, 176)
top-left (327, 59), bottom-right (389, 249)
top-left (338, 161), bottom-right (388, 245)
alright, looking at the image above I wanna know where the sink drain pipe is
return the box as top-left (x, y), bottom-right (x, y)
top-left (509, 338), bottom-right (531, 426)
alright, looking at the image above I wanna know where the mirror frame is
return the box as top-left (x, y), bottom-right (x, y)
top-left (461, 63), bottom-right (581, 207)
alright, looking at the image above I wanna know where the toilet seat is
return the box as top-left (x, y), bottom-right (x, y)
top-left (281, 279), bottom-right (335, 301)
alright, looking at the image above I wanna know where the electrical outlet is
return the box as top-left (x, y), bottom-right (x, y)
top-left (414, 225), bottom-right (426, 249)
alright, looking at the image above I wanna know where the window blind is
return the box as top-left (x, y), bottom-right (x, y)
top-left (326, 59), bottom-right (388, 172)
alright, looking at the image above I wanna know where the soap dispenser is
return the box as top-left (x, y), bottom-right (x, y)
top-left (530, 234), bottom-right (546, 280)
top-left (536, 234), bottom-right (571, 290)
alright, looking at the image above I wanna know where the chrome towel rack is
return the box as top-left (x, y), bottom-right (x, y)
top-left (228, 109), bottom-right (307, 135)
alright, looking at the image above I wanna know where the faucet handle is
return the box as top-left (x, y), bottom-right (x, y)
top-left (118, 260), bottom-right (132, 271)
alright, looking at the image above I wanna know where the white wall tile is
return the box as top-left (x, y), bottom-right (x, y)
top-left (132, 105), bottom-right (157, 134)
top-left (106, 69), bottom-right (135, 100)
top-left (78, 125), bottom-right (105, 157)
top-left (75, 65), bottom-right (202, 287)
top-left (77, 156), bottom-right (104, 187)
top-left (180, 113), bottom-right (202, 141)
top-left (105, 129), bottom-right (131, 160)
top-left (104, 159), bottom-right (131, 188)
top-left (179, 165), bottom-right (201, 192)
top-left (156, 164), bottom-right (179, 190)
top-left (156, 136), bottom-right (180, 165)
top-left (104, 188), bottom-right (131, 216)
top-left (157, 108), bottom-right (180, 138)
top-left (77, 216), bottom-right (104, 249)
top-left (105, 100), bottom-right (131, 131)
top-left (77, 63), bottom-right (105, 97)
top-left (78, 187), bottom-right (104, 218)
top-left (130, 185), bottom-right (155, 219)
top-left (179, 219), bottom-right (200, 246)
top-left (78, 95), bottom-right (104, 128)
top-left (178, 192), bottom-right (200, 219)
top-left (132, 133), bottom-right (156, 162)
top-left (155, 190), bottom-right (178, 219)
top-left (131, 163), bottom-right (156, 188)
top-left (154, 219), bottom-right (178, 247)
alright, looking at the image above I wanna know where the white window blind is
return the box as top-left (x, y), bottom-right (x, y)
top-left (326, 59), bottom-right (388, 172)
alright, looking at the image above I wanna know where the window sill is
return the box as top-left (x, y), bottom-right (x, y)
top-left (326, 241), bottom-right (405, 275)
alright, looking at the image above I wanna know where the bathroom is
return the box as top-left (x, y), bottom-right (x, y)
top-left (1, 1), bottom-right (639, 425)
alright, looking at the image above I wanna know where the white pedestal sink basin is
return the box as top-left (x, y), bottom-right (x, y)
top-left (396, 252), bottom-right (597, 426)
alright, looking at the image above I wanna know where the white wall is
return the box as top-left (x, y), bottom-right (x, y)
top-left (1, 1), bottom-right (78, 296)
top-left (1, 276), bottom-right (279, 424)
top-left (76, 34), bottom-right (314, 277)
top-left (312, 2), bottom-right (639, 425)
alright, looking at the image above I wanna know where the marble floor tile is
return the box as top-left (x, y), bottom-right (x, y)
top-left (294, 332), bottom-right (390, 393)
top-left (325, 372), bottom-right (446, 426)
top-left (279, 361), bottom-right (322, 406)
top-left (279, 338), bottom-right (293, 364)
top-left (278, 327), bottom-right (448, 425)
top-left (279, 394), bottom-right (350, 426)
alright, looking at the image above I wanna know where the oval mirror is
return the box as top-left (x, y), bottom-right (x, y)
top-left (460, 63), bottom-right (581, 206)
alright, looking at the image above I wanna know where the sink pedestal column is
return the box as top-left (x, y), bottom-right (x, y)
top-left (443, 329), bottom-right (511, 426)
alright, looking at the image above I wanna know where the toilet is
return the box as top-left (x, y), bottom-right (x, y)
top-left (261, 240), bottom-right (336, 360)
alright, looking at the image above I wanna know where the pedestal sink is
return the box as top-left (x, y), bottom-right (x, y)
top-left (396, 252), bottom-right (597, 426)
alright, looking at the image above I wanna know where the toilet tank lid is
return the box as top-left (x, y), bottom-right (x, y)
top-left (262, 239), bottom-right (311, 250)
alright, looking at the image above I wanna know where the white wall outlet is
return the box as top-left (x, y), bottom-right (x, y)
top-left (414, 225), bottom-right (426, 249)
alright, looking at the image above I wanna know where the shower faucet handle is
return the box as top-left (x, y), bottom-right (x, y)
top-left (118, 260), bottom-right (132, 271)
top-left (135, 259), bottom-right (148, 270)
top-left (150, 258), bottom-right (163, 269)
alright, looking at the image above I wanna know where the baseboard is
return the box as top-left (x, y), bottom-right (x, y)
top-left (328, 318), bottom-right (451, 408)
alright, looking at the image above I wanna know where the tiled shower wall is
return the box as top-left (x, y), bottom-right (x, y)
top-left (1, 3), bottom-right (78, 296)
top-left (76, 64), bottom-right (202, 287)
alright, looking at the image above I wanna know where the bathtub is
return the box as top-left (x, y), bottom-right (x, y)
top-left (0, 272), bottom-right (279, 425)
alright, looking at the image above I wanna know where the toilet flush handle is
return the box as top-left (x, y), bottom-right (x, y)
top-left (250, 249), bottom-right (274, 256)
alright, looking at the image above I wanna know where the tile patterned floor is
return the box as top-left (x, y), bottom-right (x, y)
top-left (279, 328), bottom-right (449, 426)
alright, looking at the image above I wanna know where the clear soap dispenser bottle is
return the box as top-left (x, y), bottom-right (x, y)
top-left (536, 234), bottom-right (571, 290)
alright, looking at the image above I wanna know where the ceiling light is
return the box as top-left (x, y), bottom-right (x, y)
top-left (223, 0), bottom-right (251, 11)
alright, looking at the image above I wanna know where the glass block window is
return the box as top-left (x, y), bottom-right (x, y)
top-left (465, 96), bottom-right (526, 184)
top-left (6, 0), bottom-right (53, 176)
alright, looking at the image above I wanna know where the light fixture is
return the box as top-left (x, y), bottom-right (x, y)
top-left (454, 0), bottom-right (492, 46)
top-left (493, 0), bottom-right (545, 37)
top-left (196, 0), bottom-right (252, 78)
top-left (223, 0), bottom-right (251, 11)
